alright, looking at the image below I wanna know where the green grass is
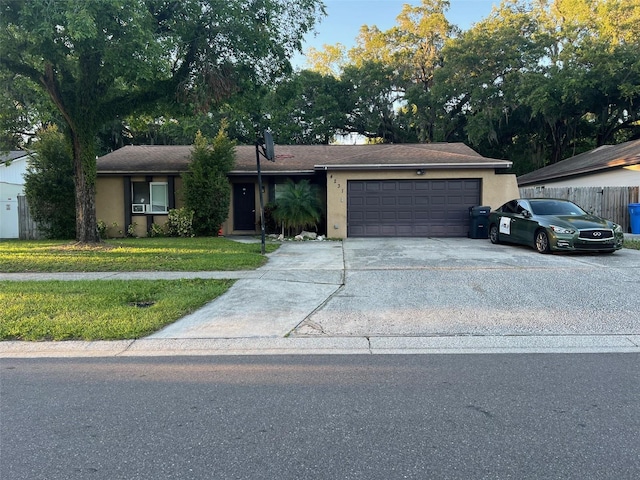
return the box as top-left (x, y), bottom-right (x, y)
top-left (0, 279), bottom-right (233, 341)
top-left (625, 239), bottom-right (640, 250)
top-left (0, 237), bottom-right (279, 272)
top-left (0, 237), bottom-right (278, 341)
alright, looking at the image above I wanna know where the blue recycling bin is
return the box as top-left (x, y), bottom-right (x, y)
top-left (629, 203), bottom-right (640, 234)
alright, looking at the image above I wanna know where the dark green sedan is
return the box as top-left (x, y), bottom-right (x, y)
top-left (488, 198), bottom-right (624, 254)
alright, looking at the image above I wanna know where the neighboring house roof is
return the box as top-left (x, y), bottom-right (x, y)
top-left (97, 143), bottom-right (511, 175)
top-left (0, 151), bottom-right (31, 185)
top-left (517, 139), bottom-right (640, 186)
top-left (0, 150), bottom-right (30, 165)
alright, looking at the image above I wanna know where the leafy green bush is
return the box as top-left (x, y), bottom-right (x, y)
top-left (166, 208), bottom-right (195, 237)
top-left (23, 125), bottom-right (76, 239)
top-left (149, 223), bottom-right (166, 237)
top-left (126, 222), bottom-right (138, 237)
top-left (97, 220), bottom-right (108, 239)
top-left (182, 128), bottom-right (235, 236)
top-left (264, 202), bottom-right (280, 234)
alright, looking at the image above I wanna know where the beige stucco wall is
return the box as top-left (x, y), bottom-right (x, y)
top-left (98, 171), bottom-right (518, 239)
top-left (96, 177), bottom-right (124, 236)
top-left (325, 169), bottom-right (519, 239)
top-left (96, 176), bottom-right (184, 238)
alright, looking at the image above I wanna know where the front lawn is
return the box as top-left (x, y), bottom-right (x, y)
top-left (0, 237), bottom-right (278, 341)
top-left (0, 279), bottom-right (233, 341)
top-left (0, 237), bottom-right (279, 272)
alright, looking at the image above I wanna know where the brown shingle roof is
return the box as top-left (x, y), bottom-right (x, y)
top-left (517, 139), bottom-right (640, 186)
top-left (97, 143), bottom-right (511, 174)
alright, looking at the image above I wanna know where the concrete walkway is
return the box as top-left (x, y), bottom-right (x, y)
top-left (2, 236), bottom-right (640, 357)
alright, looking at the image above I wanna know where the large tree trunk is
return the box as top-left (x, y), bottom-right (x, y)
top-left (72, 130), bottom-right (99, 243)
top-left (41, 61), bottom-right (100, 243)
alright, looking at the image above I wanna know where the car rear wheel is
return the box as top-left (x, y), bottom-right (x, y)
top-left (535, 230), bottom-right (551, 254)
top-left (489, 224), bottom-right (500, 244)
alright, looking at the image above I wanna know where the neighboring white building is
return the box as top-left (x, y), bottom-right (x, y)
top-left (517, 139), bottom-right (640, 189)
top-left (0, 151), bottom-right (31, 239)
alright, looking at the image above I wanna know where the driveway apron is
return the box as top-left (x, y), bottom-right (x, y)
top-left (149, 241), bottom-right (344, 338)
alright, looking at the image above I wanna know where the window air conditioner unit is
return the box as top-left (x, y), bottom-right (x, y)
top-left (132, 204), bottom-right (145, 213)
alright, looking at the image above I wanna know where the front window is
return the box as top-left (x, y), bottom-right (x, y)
top-left (529, 200), bottom-right (585, 216)
top-left (149, 182), bottom-right (168, 213)
top-left (131, 181), bottom-right (168, 213)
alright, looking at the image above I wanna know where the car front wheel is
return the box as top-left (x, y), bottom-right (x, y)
top-left (535, 230), bottom-right (551, 254)
top-left (489, 224), bottom-right (500, 244)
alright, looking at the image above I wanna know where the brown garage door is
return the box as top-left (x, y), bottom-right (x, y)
top-left (347, 179), bottom-right (481, 237)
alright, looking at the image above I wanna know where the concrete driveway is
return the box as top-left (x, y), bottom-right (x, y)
top-left (295, 238), bottom-right (640, 337)
top-left (152, 237), bottom-right (640, 339)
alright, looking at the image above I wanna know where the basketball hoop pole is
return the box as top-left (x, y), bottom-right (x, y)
top-left (255, 131), bottom-right (274, 256)
top-left (255, 142), bottom-right (266, 255)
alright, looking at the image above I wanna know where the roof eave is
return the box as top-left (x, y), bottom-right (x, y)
top-left (517, 165), bottom-right (630, 186)
top-left (228, 170), bottom-right (316, 176)
top-left (315, 162), bottom-right (512, 171)
top-left (98, 170), bottom-right (183, 175)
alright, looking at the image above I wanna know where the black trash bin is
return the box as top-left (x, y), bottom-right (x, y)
top-left (468, 206), bottom-right (491, 239)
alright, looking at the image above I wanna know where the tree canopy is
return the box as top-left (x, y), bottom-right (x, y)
top-left (0, 0), bottom-right (325, 241)
top-left (2, 0), bottom-right (639, 193)
top-left (296, 0), bottom-right (640, 172)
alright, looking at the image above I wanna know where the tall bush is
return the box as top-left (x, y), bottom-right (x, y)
top-left (182, 128), bottom-right (235, 236)
top-left (23, 125), bottom-right (76, 239)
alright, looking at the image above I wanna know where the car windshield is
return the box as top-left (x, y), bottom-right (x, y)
top-left (529, 200), bottom-right (586, 216)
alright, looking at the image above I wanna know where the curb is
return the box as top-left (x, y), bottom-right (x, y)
top-left (2, 335), bottom-right (639, 358)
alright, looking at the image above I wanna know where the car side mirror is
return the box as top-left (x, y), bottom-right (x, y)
top-left (522, 209), bottom-right (532, 218)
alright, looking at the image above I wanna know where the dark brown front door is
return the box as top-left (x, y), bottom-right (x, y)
top-left (347, 179), bottom-right (481, 237)
top-left (233, 183), bottom-right (256, 231)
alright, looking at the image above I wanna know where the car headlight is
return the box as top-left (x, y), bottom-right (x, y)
top-left (612, 224), bottom-right (623, 233)
top-left (549, 225), bottom-right (575, 235)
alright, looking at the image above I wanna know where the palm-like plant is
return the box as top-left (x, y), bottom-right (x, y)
top-left (273, 179), bottom-right (323, 236)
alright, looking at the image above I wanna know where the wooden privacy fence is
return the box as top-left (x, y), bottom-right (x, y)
top-left (17, 195), bottom-right (43, 240)
top-left (519, 186), bottom-right (639, 233)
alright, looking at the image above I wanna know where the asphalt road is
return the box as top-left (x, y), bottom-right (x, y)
top-left (2, 354), bottom-right (639, 480)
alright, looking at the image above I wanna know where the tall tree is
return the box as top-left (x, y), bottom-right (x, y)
top-left (435, 1), bottom-right (544, 159)
top-left (0, 0), bottom-right (324, 242)
top-left (389, 0), bottom-right (456, 142)
top-left (304, 0), bottom-right (456, 144)
top-left (266, 70), bottom-right (350, 144)
top-left (434, 0), bottom-right (640, 172)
